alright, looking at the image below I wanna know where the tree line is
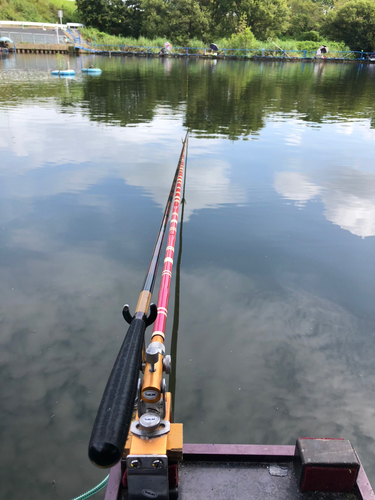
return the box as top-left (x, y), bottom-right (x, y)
top-left (76, 0), bottom-right (375, 51)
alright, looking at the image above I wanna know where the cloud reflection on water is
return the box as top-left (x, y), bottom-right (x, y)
top-left (274, 169), bottom-right (375, 238)
top-left (175, 266), bottom-right (375, 473)
top-left (1, 244), bottom-right (375, 497)
top-left (0, 106), bottom-right (246, 220)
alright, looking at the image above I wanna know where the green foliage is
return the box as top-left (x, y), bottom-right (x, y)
top-left (295, 40), bottom-right (323, 50)
top-left (76, 0), bottom-right (108, 31)
top-left (322, 0), bottom-right (375, 52)
top-left (298, 30), bottom-right (321, 41)
top-left (141, 0), bottom-right (209, 45)
top-left (229, 14), bottom-right (255, 48)
top-left (10, 0), bottom-right (367, 52)
top-left (81, 26), bottom-right (349, 54)
top-left (0, 0), bottom-right (79, 23)
top-left (278, 38), bottom-right (347, 51)
top-left (49, 0), bottom-right (79, 22)
top-left (187, 37), bottom-right (206, 48)
top-left (81, 27), bottom-right (169, 47)
top-left (286, 0), bottom-right (324, 38)
top-left (238, 0), bottom-right (290, 40)
top-left (76, 0), bottom-right (142, 37)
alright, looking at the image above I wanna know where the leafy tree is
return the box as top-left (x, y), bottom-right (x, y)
top-left (112, 0), bottom-right (142, 38)
top-left (205, 0), bottom-right (290, 39)
top-left (141, 0), bottom-right (210, 44)
top-left (76, 0), bottom-right (142, 37)
top-left (76, 0), bottom-right (110, 31)
top-left (286, 0), bottom-right (325, 37)
top-left (322, 0), bottom-right (375, 51)
top-left (198, 0), bottom-right (238, 37)
top-left (238, 0), bottom-right (290, 40)
top-left (229, 14), bottom-right (256, 48)
top-left (140, 0), bottom-right (167, 39)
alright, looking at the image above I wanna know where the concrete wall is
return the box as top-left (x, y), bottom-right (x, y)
top-left (15, 43), bottom-right (70, 53)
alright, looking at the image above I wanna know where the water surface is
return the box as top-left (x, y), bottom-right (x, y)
top-left (1, 54), bottom-right (375, 499)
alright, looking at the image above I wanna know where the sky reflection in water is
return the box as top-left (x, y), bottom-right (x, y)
top-left (0, 54), bottom-right (375, 499)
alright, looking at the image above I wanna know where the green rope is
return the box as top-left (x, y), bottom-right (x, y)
top-left (71, 475), bottom-right (109, 500)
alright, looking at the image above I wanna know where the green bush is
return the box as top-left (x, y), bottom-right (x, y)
top-left (188, 37), bottom-right (206, 48)
top-left (228, 14), bottom-right (255, 49)
top-left (295, 41), bottom-right (322, 51)
top-left (229, 28), bottom-right (255, 49)
top-left (77, 26), bottom-right (350, 54)
top-left (298, 30), bottom-right (320, 42)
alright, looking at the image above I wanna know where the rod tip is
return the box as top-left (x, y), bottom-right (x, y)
top-left (88, 442), bottom-right (122, 468)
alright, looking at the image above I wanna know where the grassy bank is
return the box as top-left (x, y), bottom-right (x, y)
top-left (82, 27), bottom-right (349, 53)
top-left (0, 0), bottom-right (348, 53)
top-left (0, 0), bottom-right (79, 23)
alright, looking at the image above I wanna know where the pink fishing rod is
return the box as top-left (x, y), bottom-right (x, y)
top-left (140, 135), bottom-right (188, 404)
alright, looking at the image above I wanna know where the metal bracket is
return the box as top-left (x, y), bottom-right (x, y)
top-left (131, 419), bottom-right (171, 438)
top-left (146, 342), bottom-right (165, 372)
top-left (132, 379), bottom-right (170, 438)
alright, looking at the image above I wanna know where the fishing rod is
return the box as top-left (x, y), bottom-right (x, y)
top-left (138, 134), bottom-right (187, 417)
top-left (169, 141), bottom-right (188, 413)
top-left (120, 136), bottom-right (188, 500)
top-left (88, 133), bottom-right (188, 469)
top-left (267, 37), bottom-right (291, 58)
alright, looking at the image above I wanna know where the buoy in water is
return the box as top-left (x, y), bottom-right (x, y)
top-left (82, 68), bottom-right (102, 74)
top-left (51, 70), bottom-right (75, 76)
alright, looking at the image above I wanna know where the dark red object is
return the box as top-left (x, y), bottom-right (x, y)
top-left (168, 464), bottom-right (178, 487)
top-left (294, 438), bottom-right (359, 492)
top-left (122, 469), bottom-right (128, 488)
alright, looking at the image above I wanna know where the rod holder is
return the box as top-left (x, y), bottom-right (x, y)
top-left (123, 303), bottom-right (157, 326)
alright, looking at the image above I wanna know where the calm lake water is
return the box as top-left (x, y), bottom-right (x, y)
top-left (1, 53), bottom-right (375, 499)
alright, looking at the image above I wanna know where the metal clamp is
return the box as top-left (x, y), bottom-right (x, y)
top-left (146, 342), bottom-right (165, 372)
top-left (127, 455), bottom-right (169, 500)
top-left (134, 379), bottom-right (169, 438)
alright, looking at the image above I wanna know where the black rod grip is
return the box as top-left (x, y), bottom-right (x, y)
top-left (88, 318), bottom-right (146, 468)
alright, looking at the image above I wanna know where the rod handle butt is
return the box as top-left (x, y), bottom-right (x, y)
top-left (88, 318), bottom-right (146, 468)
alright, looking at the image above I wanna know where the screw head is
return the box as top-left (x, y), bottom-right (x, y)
top-left (152, 459), bottom-right (164, 469)
top-left (130, 459), bottom-right (141, 469)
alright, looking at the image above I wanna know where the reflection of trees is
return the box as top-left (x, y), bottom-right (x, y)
top-left (185, 61), bottom-right (375, 138)
top-left (2, 59), bottom-right (375, 138)
top-left (0, 76), bottom-right (83, 109)
top-left (81, 60), bottom-right (375, 138)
